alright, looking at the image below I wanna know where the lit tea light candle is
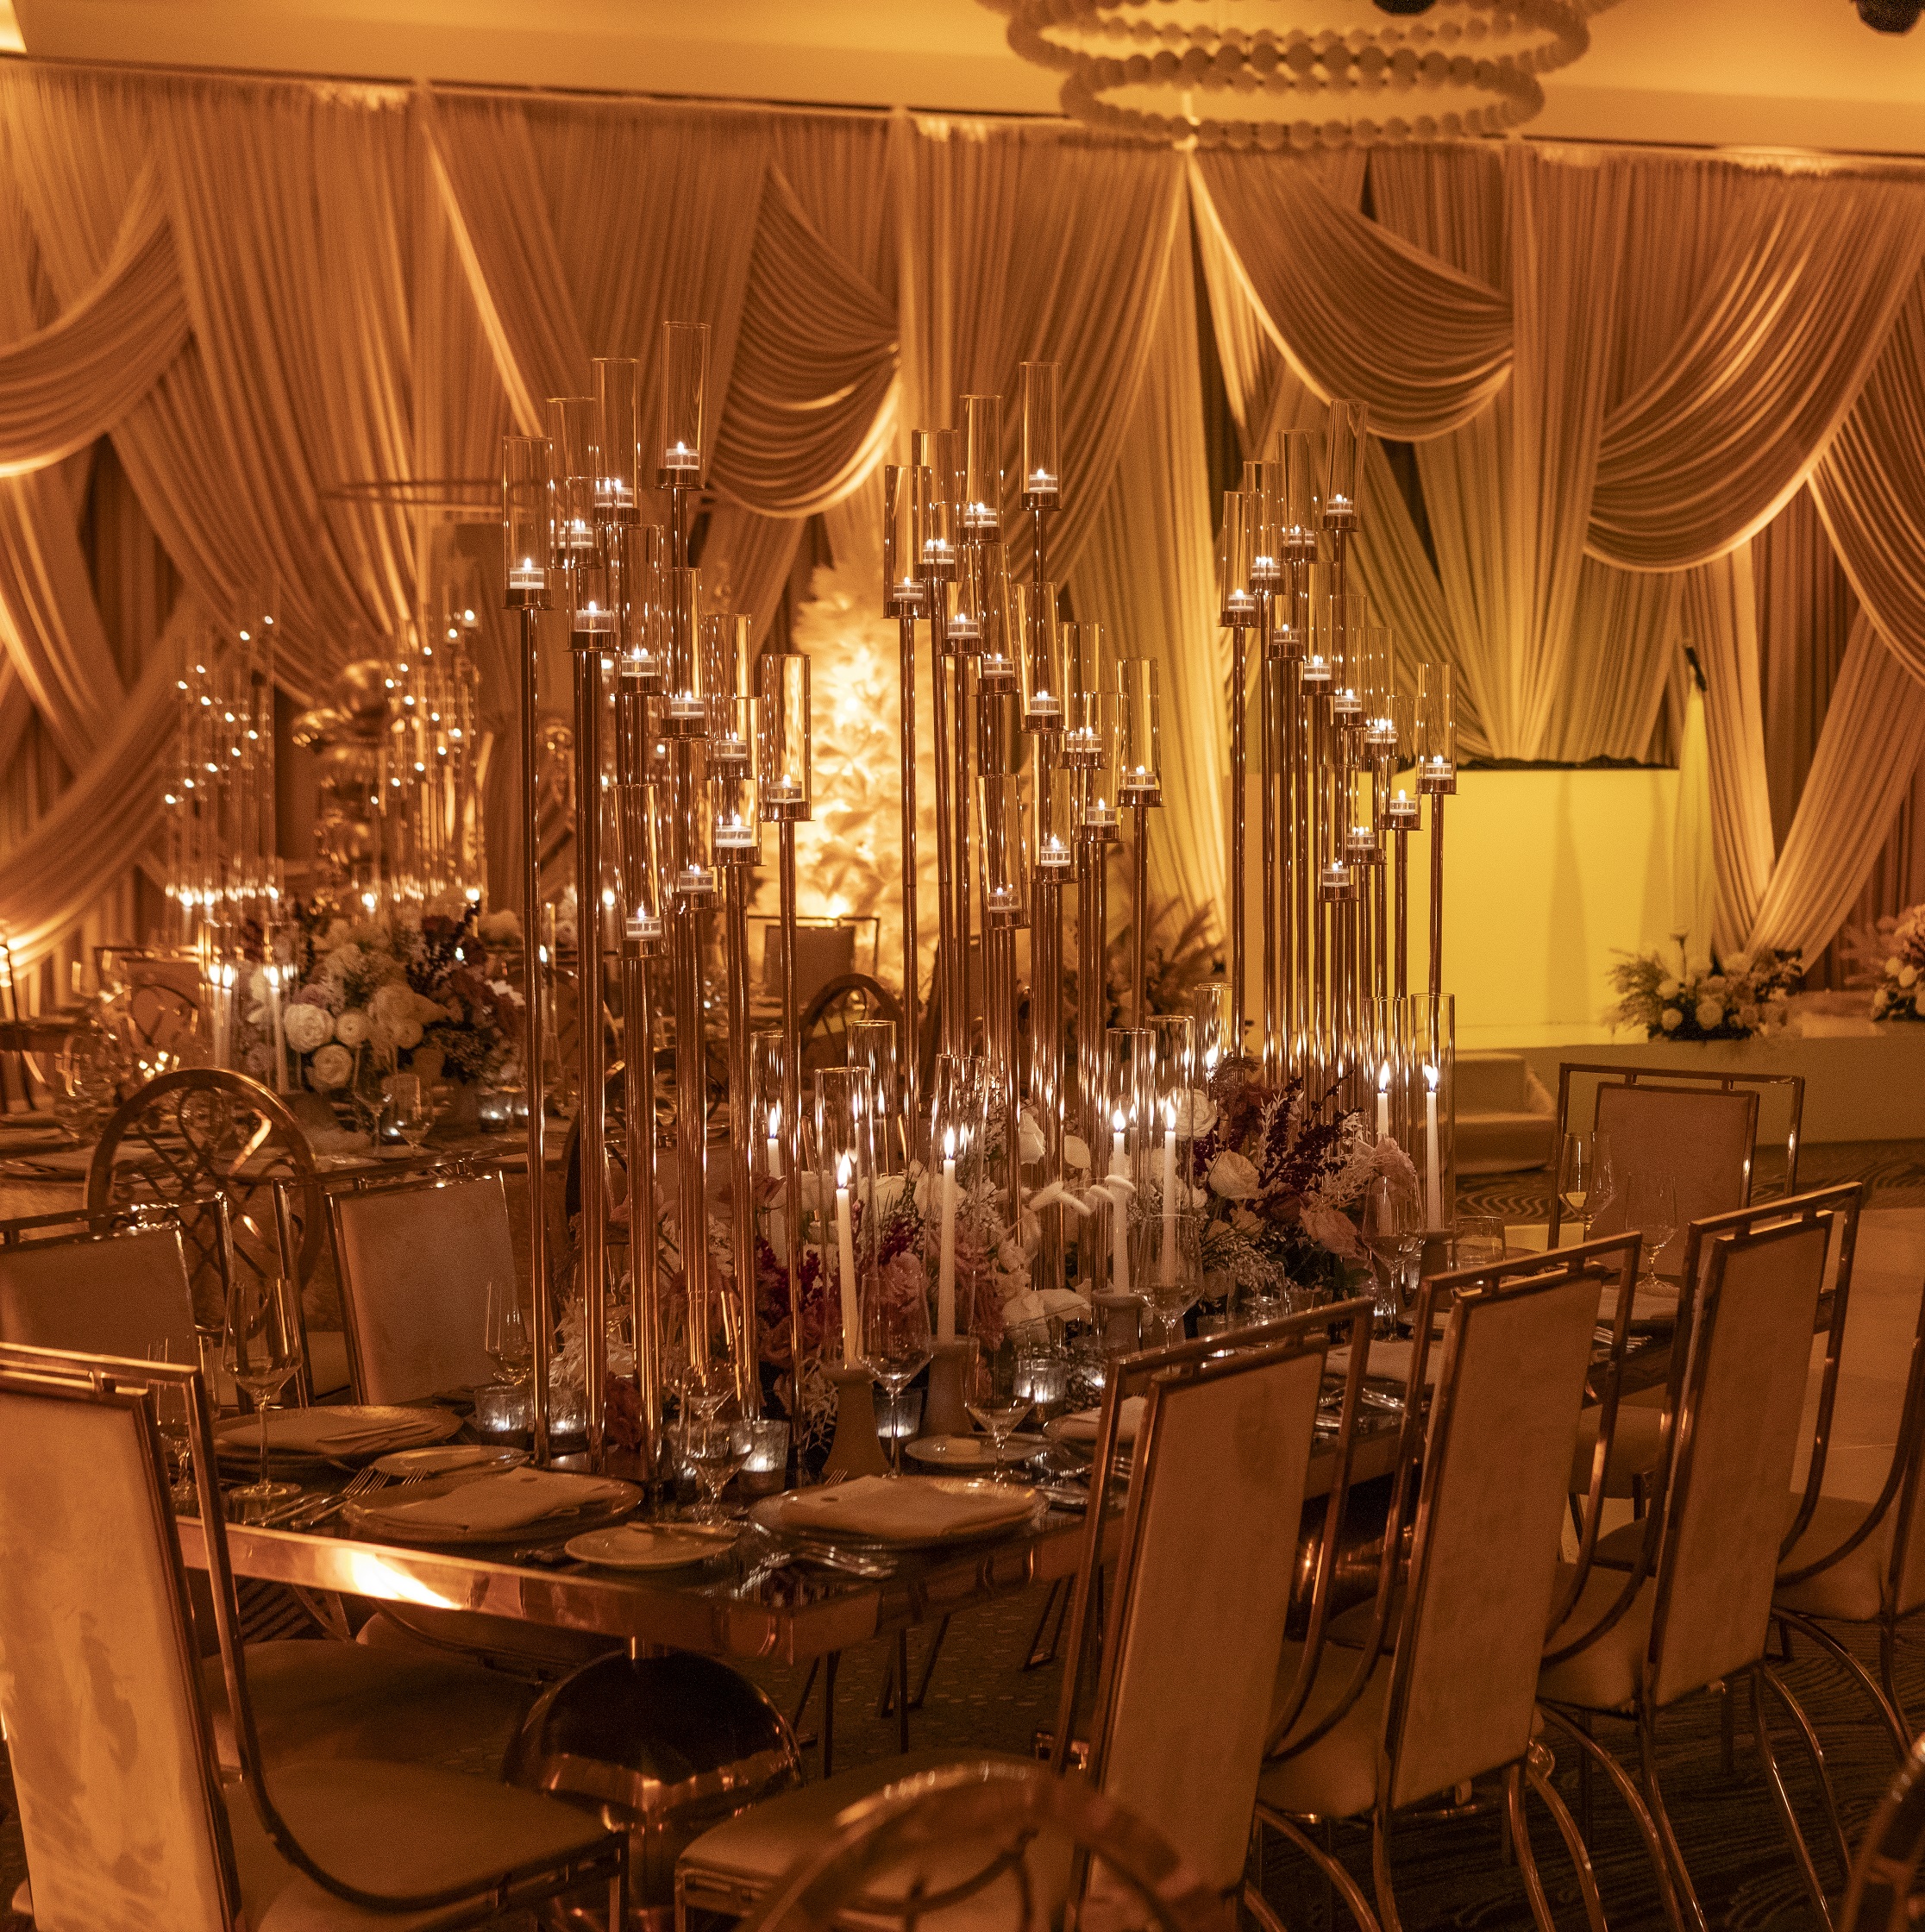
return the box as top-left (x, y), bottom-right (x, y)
top-left (767, 1106), bottom-right (782, 1182)
top-left (509, 559), bottom-right (545, 592)
top-left (1424, 1064), bottom-right (1443, 1229)
top-left (662, 441), bottom-right (699, 473)
top-left (937, 1127), bottom-right (958, 1341)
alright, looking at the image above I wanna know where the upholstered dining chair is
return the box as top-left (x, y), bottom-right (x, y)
top-left (674, 1301), bottom-right (1370, 1932)
top-left (1773, 1204), bottom-right (1925, 1759)
top-left (0, 1202), bottom-right (200, 1364)
top-left (737, 1759), bottom-right (1232, 1932)
top-left (1251, 1249), bottom-right (1609, 1932)
top-left (1549, 1062), bottom-right (1805, 1266)
top-left (0, 1339), bottom-right (628, 1930)
top-left (1840, 1730), bottom-right (1925, 1932)
top-left (1537, 1186), bottom-right (1858, 1932)
top-left (316, 1164), bottom-right (518, 1404)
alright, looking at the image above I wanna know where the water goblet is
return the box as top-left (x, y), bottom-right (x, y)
top-left (685, 1415), bottom-right (751, 1522)
top-left (144, 1339), bottom-right (196, 1510)
top-left (1132, 1208), bottom-right (1206, 1349)
top-left (1362, 1177), bottom-right (1420, 1334)
top-left (962, 1341), bottom-right (1032, 1483)
top-left (1558, 1132), bottom-right (1593, 1240)
top-left (484, 1280), bottom-right (533, 1387)
top-left (1625, 1173), bottom-right (1678, 1287)
top-left (865, 1276), bottom-right (934, 1475)
top-left (390, 1071), bottom-right (436, 1151)
top-left (1452, 1214), bottom-right (1508, 1273)
top-left (222, 1270), bottom-right (304, 1512)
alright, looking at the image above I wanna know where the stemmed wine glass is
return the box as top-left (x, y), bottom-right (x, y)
top-left (1625, 1173), bottom-right (1678, 1289)
top-left (962, 1341), bottom-right (1031, 1484)
top-left (1133, 1208), bottom-right (1206, 1349)
top-left (145, 1339), bottom-right (196, 1510)
top-left (483, 1281), bottom-right (532, 1386)
top-left (1361, 1177), bottom-right (1420, 1335)
top-left (223, 1270), bottom-right (304, 1514)
top-left (865, 1276), bottom-right (933, 1476)
top-left (389, 1071), bottom-right (436, 1153)
top-left (683, 1414), bottom-right (751, 1522)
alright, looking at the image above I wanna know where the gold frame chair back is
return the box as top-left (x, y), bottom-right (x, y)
top-left (0, 1202), bottom-right (199, 1365)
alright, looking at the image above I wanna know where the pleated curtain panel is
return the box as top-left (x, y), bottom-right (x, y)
top-left (1, 58), bottom-right (1923, 982)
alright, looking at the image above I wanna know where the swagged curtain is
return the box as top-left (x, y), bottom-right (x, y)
top-left (1196, 139), bottom-right (1925, 967)
top-left (0, 66), bottom-right (1226, 988)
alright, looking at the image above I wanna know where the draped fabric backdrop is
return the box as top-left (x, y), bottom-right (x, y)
top-left (0, 56), bottom-right (1922, 1007)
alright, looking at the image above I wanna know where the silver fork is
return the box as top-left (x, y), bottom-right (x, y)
top-left (286, 1465), bottom-right (386, 1529)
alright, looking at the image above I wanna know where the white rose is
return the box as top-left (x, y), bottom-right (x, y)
top-left (393, 1017), bottom-right (424, 1051)
top-left (284, 1004), bottom-right (333, 1054)
top-left (1888, 956), bottom-right (1905, 976)
top-left (1873, 989), bottom-right (1891, 1016)
top-left (1726, 954), bottom-right (1753, 977)
top-left (1175, 1089), bottom-right (1218, 1139)
top-left (1695, 998), bottom-right (1724, 1031)
top-left (478, 909), bottom-right (522, 948)
top-left (1657, 978), bottom-right (1680, 1001)
top-left (1017, 1110), bottom-right (1045, 1165)
top-left (1063, 1133), bottom-right (1091, 1174)
top-left (1901, 966), bottom-right (1919, 989)
top-left (310, 1043), bottom-right (354, 1091)
top-left (370, 981), bottom-right (414, 1027)
top-left (415, 991), bottom-right (448, 1024)
top-left (1208, 1151), bottom-right (1259, 1201)
top-left (1705, 975), bottom-right (1727, 994)
top-left (1660, 1007), bottom-right (1683, 1032)
top-left (1737, 1005), bottom-right (1761, 1031)
top-left (335, 1007), bottom-right (371, 1048)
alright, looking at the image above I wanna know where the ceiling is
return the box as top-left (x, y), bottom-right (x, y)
top-left (12, 0), bottom-right (1925, 157)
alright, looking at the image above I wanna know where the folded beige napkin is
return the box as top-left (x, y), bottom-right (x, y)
top-left (779, 1476), bottom-right (1038, 1543)
top-left (218, 1407), bottom-right (449, 1457)
top-left (369, 1469), bottom-right (631, 1534)
top-left (1053, 1396), bottom-right (1146, 1445)
top-left (1328, 1339), bottom-right (1439, 1389)
top-left (1597, 1284), bottom-right (1678, 1327)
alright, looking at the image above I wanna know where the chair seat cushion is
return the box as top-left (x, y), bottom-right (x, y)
top-left (1257, 1641), bottom-right (1389, 1823)
top-left (1568, 1406), bottom-right (1666, 1497)
top-left (1774, 1494), bottom-right (1890, 1626)
top-left (308, 1330), bottom-right (352, 1400)
top-left (677, 1747), bottom-right (1065, 1927)
top-left (203, 1640), bottom-right (536, 1774)
top-left (227, 1758), bottom-right (615, 1930)
top-left (1537, 1564), bottom-right (1655, 1714)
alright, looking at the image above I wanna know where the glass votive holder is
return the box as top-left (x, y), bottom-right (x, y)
top-left (473, 1382), bottom-right (531, 1438)
top-left (875, 1388), bottom-right (922, 1445)
top-left (733, 1417), bottom-right (790, 1497)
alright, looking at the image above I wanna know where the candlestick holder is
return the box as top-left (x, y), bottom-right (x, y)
top-left (821, 1362), bottom-right (891, 1482)
top-left (1418, 663), bottom-right (1458, 1006)
top-left (883, 461), bottom-right (928, 1130)
top-left (1370, 993), bottom-right (1455, 1241)
top-left (814, 1065), bottom-right (879, 1373)
top-left (1118, 658), bottom-right (1162, 1026)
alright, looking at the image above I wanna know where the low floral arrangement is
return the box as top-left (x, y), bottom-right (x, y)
top-left (241, 897), bottom-right (524, 1094)
top-left (1605, 948), bottom-right (1801, 1042)
top-left (1869, 904), bottom-right (1925, 1022)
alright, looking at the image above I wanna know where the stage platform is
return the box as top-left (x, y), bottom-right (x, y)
top-left (1509, 1008), bottom-right (1925, 1145)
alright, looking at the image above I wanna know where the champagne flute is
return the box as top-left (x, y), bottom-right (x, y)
top-left (962, 1341), bottom-right (1031, 1483)
top-left (223, 1271), bottom-right (304, 1512)
top-left (865, 1276), bottom-right (933, 1476)
top-left (484, 1280), bottom-right (532, 1387)
top-left (390, 1071), bottom-right (435, 1152)
top-left (1558, 1133), bottom-right (1592, 1242)
top-left (1625, 1174), bottom-right (1678, 1289)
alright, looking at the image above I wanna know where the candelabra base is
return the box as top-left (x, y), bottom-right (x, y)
top-left (1092, 1289), bottom-right (1146, 1358)
top-left (1416, 1231), bottom-right (1454, 1279)
top-left (821, 1364), bottom-right (890, 1482)
top-left (917, 1337), bottom-right (975, 1439)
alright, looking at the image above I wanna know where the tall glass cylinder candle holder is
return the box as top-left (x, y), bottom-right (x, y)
top-left (756, 654), bottom-right (812, 821)
top-left (1033, 754), bottom-right (1078, 877)
top-left (813, 1066), bottom-right (879, 1364)
top-left (615, 523), bottom-right (667, 692)
top-left (1078, 692), bottom-right (1122, 842)
top-left (711, 762), bottom-right (761, 867)
top-left (962, 393), bottom-right (1003, 536)
top-left (614, 780), bottom-right (665, 951)
top-left (1217, 492), bottom-right (1255, 629)
top-left (503, 436), bottom-right (553, 606)
top-left (547, 397), bottom-right (603, 561)
top-left (570, 555), bottom-right (617, 641)
top-left (663, 568), bottom-right (707, 737)
top-left (1147, 1012), bottom-right (1196, 1233)
top-left (668, 760), bottom-right (718, 905)
top-left (1368, 994), bottom-right (1455, 1237)
top-left (1062, 621), bottom-right (1113, 770)
top-left (1192, 982), bottom-right (1237, 1081)
top-left (660, 321), bottom-right (710, 480)
top-left (977, 547), bottom-right (1019, 691)
top-left (1021, 579), bottom-right (1064, 732)
top-left (593, 357), bottom-right (642, 521)
top-left (751, 1032), bottom-right (787, 1186)
top-left (1418, 663), bottom-right (1458, 794)
top-left (1118, 660), bottom-right (1161, 806)
top-left (913, 428), bottom-right (960, 582)
top-left (977, 773), bottom-right (1031, 928)
top-left (1242, 460), bottom-right (1282, 595)
top-left (846, 1017), bottom-right (904, 1175)
top-left (1330, 588), bottom-right (1368, 724)
top-left (883, 464), bottom-right (930, 616)
top-left (926, 1053), bottom-right (988, 1343)
top-left (1324, 398), bottom-right (1369, 533)
top-left (701, 613), bottom-right (750, 753)
top-left (1020, 361), bottom-right (1061, 508)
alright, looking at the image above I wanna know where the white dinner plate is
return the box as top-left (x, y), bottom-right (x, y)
top-left (373, 1443), bottom-right (526, 1479)
top-left (343, 1471), bottom-right (640, 1547)
top-left (904, 1433), bottom-right (1045, 1470)
top-left (563, 1522), bottom-right (742, 1571)
top-left (749, 1479), bottom-right (1045, 1551)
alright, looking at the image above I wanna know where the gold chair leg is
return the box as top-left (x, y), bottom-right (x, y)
top-left (1255, 1805), bottom-right (1383, 1932)
top-left (1637, 1699), bottom-right (1710, 1932)
top-left (1507, 1763), bottom-right (1559, 1932)
top-left (1753, 1665), bottom-right (1842, 1926)
top-left (1369, 1808), bottom-right (1403, 1932)
top-left (1526, 1749), bottom-right (1608, 1932)
top-left (1879, 1621), bottom-right (1914, 1740)
top-left (1539, 1704), bottom-right (1689, 1932)
top-left (1775, 1609), bottom-right (1909, 1760)
top-left (611, 1841), bottom-right (630, 1931)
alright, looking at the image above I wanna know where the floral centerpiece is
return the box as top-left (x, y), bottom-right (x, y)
top-left (243, 899), bottom-right (523, 1096)
top-left (1869, 904), bottom-right (1925, 1022)
top-left (1605, 948), bottom-right (1801, 1042)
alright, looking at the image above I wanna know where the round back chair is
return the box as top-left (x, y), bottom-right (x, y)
top-left (1843, 1733), bottom-right (1925, 1932)
top-left (739, 1760), bottom-right (1231, 1932)
top-left (85, 1069), bottom-right (320, 1336)
top-left (799, 975), bottom-right (902, 1081)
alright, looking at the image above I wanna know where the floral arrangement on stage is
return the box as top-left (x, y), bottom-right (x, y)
top-left (1186, 1070), bottom-right (1420, 1297)
top-left (1605, 948), bottom-right (1802, 1042)
top-left (243, 898), bottom-right (522, 1093)
top-left (1869, 903), bottom-right (1925, 1021)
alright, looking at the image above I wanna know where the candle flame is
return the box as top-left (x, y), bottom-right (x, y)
top-left (837, 1151), bottom-right (853, 1187)
top-left (1425, 1063), bottom-right (1439, 1091)
top-left (1164, 1095), bottom-right (1179, 1128)
top-left (1111, 1107), bottom-right (1126, 1133)
top-left (1378, 1060), bottom-right (1391, 1092)
top-left (944, 1126), bottom-right (956, 1159)
top-left (768, 1105), bottom-right (780, 1136)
